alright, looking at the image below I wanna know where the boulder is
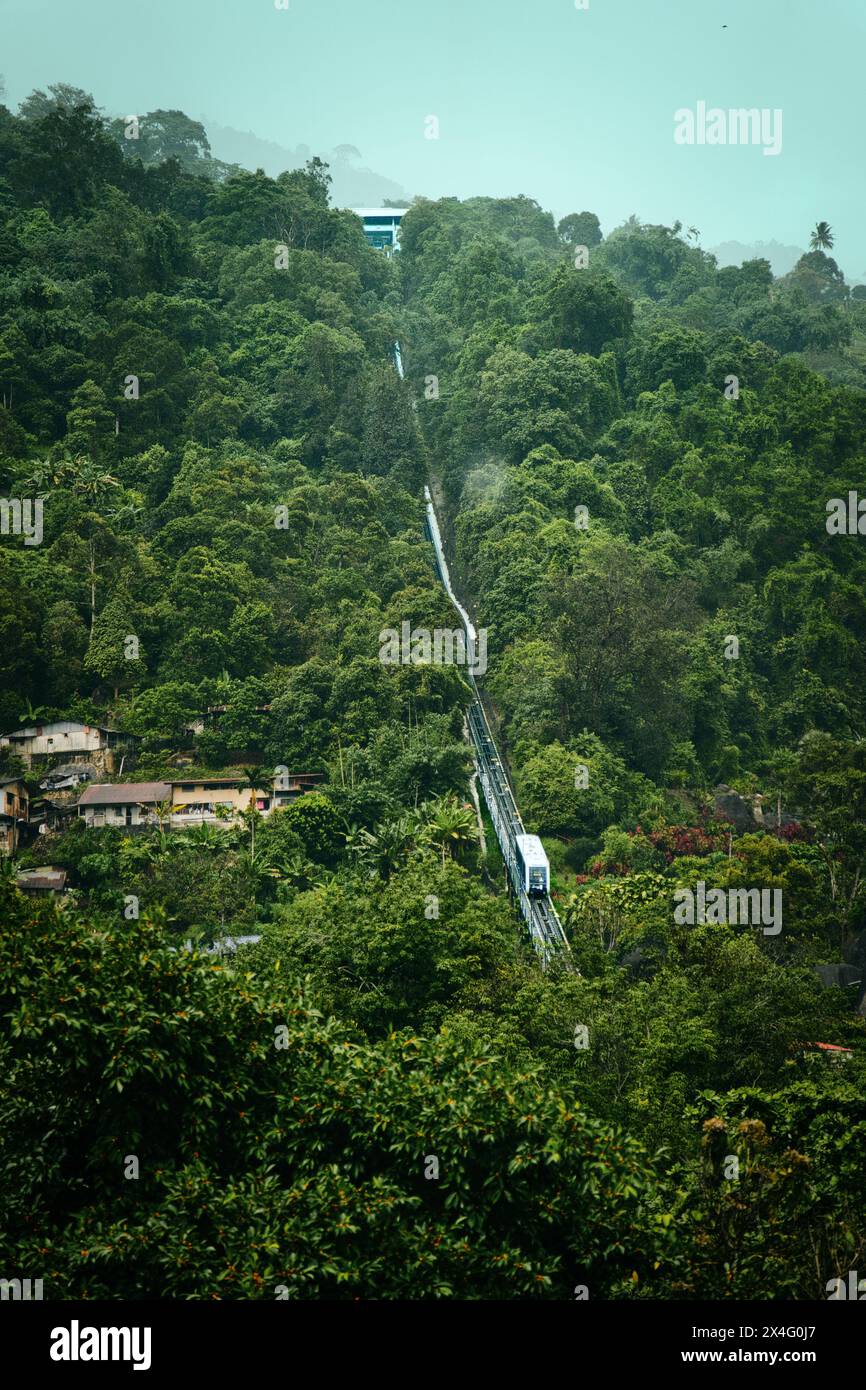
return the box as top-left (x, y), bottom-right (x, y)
top-left (713, 784), bottom-right (757, 832)
top-left (813, 963), bottom-right (864, 990)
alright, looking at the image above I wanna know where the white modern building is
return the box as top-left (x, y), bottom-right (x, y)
top-left (352, 208), bottom-right (408, 253)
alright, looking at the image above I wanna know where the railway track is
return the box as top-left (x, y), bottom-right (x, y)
top-left (423, 485), bottom-right (572, 969)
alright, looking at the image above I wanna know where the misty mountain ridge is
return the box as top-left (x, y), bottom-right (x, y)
top-left (202, 117), bottom-right (409, 208)
top-left (708, 239), bottom-right (807, 277)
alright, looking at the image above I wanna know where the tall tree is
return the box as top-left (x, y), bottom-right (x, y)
top-left (809, 220), bottom-right (834, 251)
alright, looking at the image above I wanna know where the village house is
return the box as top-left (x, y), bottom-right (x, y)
top-left (273, 771), bottom-right (323, 808)
top-left (170, 773), bottom-right (323, 824)
top-left (800, 1041), bottom-right (856, 1065)
top-left (77, 782), bottom-right (171, 829)
top-left (34, 795), bottom-right (77, 836)
top-left (15, 866), bottom-right (67, 897)
top-left (76, 772), bottom-right (325, 831)
top-left (170, 778), bottom-right (267, 826)
top-left (0, 721), bottom-right (138, 773)
top-left (0, 777), bottom-right (29, 855)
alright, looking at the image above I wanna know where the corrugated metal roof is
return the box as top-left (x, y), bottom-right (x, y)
top-left (3, 721), bottom-right (121, 737)
top-left (78, 782), bottom-right (171, 806)
top-left (168, 778), bottom-right (245, 788)
top-left (17, 869), bottom-right (66, 890)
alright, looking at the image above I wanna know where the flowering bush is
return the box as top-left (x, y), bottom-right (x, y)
top-left (776, 821), bottom-right (809, 843)
top-left (647, 820), bottom-right (731, 864)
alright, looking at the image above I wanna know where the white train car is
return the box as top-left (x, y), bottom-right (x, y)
top-left (514, 833), bottom-right (550, 898)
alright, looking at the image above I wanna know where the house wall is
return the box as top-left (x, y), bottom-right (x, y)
top-left (170, 784), bottom-right (259, 825)
top-left (3, 782), bottom-right (29, 820)
top-left (0, 781), bottom-right (29, 855)
top-left (273, 774), bottom-right (322, 808)
top-left (0, 725), bottom-right (135, 772)
top-left (80, 803), bottom-right (157, 829)
top-left (76, 776), bottom-right (321, 832)
top-left (4, 724), bottom-right (105, 756)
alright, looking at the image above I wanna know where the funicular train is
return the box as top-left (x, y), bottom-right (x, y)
top-left (514, 833), bottom-right (550, 898)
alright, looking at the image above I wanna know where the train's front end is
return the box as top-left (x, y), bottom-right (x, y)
top-left (516, 834), bottom-right (550, 898)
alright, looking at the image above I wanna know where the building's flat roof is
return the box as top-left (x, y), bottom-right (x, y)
top-left (351, 208), bottom-right (409, 218)
top-left (78, 782), bottom-right (171, 806)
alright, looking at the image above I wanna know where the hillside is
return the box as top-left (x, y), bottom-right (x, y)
top-left (1, 88), bottom-right (865, 1302)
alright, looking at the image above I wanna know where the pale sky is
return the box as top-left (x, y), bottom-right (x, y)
top-left (3, 0), bottom-right (864, 275)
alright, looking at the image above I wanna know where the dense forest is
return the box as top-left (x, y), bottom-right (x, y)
top-left (1, 87), bottom-right (865, 1300)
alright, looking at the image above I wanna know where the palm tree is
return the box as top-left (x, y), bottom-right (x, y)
top-left (237, 803), bottom-right (262, 859)
top-left (18, 699), bottom-right (48, 725)
top-left (180, 822), bottom-right (229, 852)
top-left (71, 455), bottom-right (120, 504)
top-left (238, 766), bottom-right (272, 860)
top-left (241, 765), bottom-right (271, 802)
top-left (261, 846), bottom-right (315, 892)
top-left (122, 832), bottom-right (173, 867)
top-left (810, 221), bottom-right (834, 251)
top-left (352, 813), bottom-right (421, 880)
top-left (23, 456), bottom-right (75, 493)
top-left (234, 846), bottom-right (272, 916)
top-left (341, 822), bottom-right (368, 858)
top-left (419, 796), bottom-right (477, 868)
top-left (107, 498), bottom-right (144, 531)
top-left (146, 796), bottom-right (177, 839)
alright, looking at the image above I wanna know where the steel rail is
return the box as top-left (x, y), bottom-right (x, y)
top-left (423, 485), bottom-right (572, 968)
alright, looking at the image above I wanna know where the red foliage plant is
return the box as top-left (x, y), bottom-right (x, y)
top-left (644, 821), bottom-right (731, 865)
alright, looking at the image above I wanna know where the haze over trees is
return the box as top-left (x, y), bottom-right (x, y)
top-left (1, 87), bottom-right (865, 1299)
